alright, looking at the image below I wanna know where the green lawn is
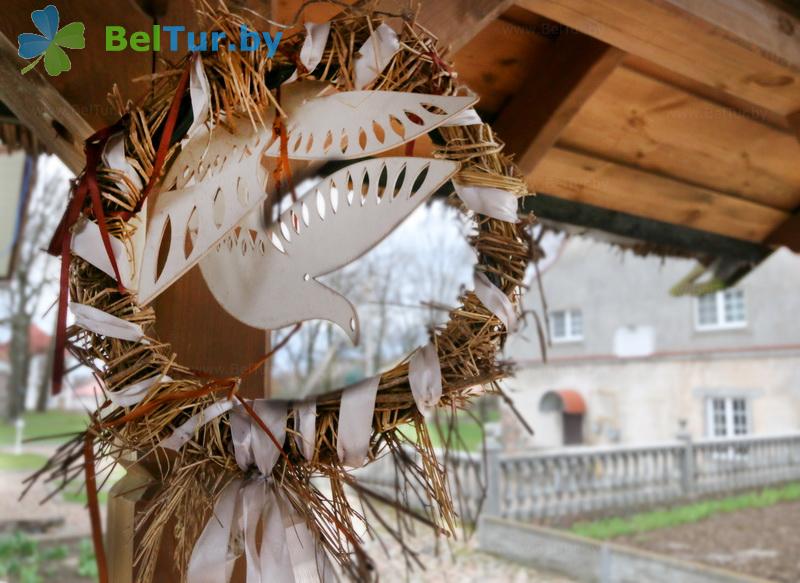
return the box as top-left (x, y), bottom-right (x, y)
top-left (398, 408), bottom-right (500, 452)
top-left (0, 411), bottom-right (87, 446)
top-left (571, 482), bottom-right (800, 540)
top-left (0, 452), bottom-right (48, 472)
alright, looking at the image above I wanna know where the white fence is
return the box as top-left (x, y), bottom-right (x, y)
top-left (355, 432), bottom-right (800, 523)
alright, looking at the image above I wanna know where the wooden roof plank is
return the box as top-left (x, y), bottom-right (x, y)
top-left (518, 0), bottom-right (800, 116)
top-left (452, 17), bottom-right (554, 114)
top-left (528, 146), bottom-right (789, 242)
top-left (557, 66), bottom-right (800, 211)
top-left (493, 28), bottom-right (624, 174)
top-left (764, 110), bottom-right (800, 252)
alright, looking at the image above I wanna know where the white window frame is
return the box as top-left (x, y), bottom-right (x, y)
top-left (694, 289), bottom-right (746, 331)
top-left (705, 396), bottom-right (750, 438)
top-left (550, 309), bottom-right (583, 343)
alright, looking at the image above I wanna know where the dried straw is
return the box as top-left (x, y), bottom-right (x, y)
top-left (29, 3), bottom-right (532, 581)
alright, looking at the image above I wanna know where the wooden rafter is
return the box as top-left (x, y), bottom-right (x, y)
top-left (765, 110), bottom-right (800, 252)
top-left (518, 0), bottom-right (800, 116)
top-left (555, 65), bottom-right (800, 212)
top-left (529, 146), bottom-right (789, 243)
top-left (492, 29), bottom-right (624, 174)
top-left (526, 193), bottom-right (771, 264)
top-left (0, 32), bottom-right (92, 173)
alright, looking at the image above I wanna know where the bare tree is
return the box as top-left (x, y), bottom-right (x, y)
top-left (1, 157), bottom-right (66, 420)
top-left (272, 201), bottom-right (473, 399)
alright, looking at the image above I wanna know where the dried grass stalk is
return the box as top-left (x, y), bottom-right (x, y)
top-left (30, 2), bottom-right (533, 581)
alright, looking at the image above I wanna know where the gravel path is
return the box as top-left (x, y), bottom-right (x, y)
top-left (366, 516), bottom-right (573, 583)
top-left (367, 531), bottom-right (575, 582)
top-left (0, 469), bottom-right (93, 538)
top-left (1, 462), bottom-right (572, 582)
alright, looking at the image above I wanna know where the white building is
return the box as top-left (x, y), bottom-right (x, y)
top-left (504, 237), bottom-right (800, 449)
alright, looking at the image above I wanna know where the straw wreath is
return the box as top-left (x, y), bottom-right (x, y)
top-left (27, 2), bottom-right (532, 580)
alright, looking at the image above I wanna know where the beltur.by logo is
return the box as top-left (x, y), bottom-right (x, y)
top-left (17, 4), bottom-right (85, 77)
top-left (106, 25), bottom-right (283, 57)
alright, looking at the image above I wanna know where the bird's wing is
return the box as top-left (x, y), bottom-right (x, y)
top-left (269, 157), bottom-right (460, 275)
top-left (198, 157), bottom-right (458, 341)
top-left (262, 91), bottom-right (477, 160)
top-left (138, 120), bottom-right (271, 305)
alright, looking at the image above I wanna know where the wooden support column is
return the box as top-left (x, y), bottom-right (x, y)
top-left (492, 30), bottom-right (624, 174)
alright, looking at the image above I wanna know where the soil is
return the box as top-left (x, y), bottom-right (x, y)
top-left (616, 500), bottom-right (800, 582)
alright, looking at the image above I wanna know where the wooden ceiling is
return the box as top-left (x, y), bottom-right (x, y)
top-left (454, 2), bottom-right (800, 255)
top-left (1, 0), bottom-right (799, 260)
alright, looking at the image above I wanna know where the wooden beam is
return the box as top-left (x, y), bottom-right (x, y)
top-left (0, 32), bottom-right (91, 174)
top-left (789, 110), bottom-right (800, 142)
top-left (623, 55), bottom-right (792, 132)
top-left (417, 0), bottom-right (516, 52)
top-left (451, 15), bottom-right (554, 115)
top-left (556, 65), bottom-right (800, 212)
top-left (517, 0), bottom-right (800, 116)
top-left (528, 146), bottom-right (789, 242)
top-left (0, 1), bottom-right (153, 129)
top-left (765, 213), bottom-right (800, 252)
top-left (663, 0), bottom-right (800, 72)
top-left (764, 110), bottom-right (800, 252)
top-left (493, 30), bottom-right (624, 174)
top-left (525, 193), bottom-right (771, 263)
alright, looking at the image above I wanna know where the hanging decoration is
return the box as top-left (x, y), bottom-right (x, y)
top-left (28, 3), bottom-right (533, 582)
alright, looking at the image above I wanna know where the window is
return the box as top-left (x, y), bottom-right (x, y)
top-left (695, 289), bottom-right (746, 330)
top-left (706, 397), bottom-right (749, 437)
top-left (550, 309), bottom-right (583, 342)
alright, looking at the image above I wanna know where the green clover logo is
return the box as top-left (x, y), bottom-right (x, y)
top-left (17, 5), bottom-right (85, 77)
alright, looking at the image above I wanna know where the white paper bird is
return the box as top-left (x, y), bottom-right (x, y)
top-left (200, 157), bottom-right (458, 342)
top-left (139, 86), bottom-right (477, 341)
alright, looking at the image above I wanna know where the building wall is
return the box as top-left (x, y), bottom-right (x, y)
top-left (502, 238), bottom-right (800, 449)
top-left (507, 240), bottom-right (800, 365)
top-left (503, 352), bottom-right (800, 449)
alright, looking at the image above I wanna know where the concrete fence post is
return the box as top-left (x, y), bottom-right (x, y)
top-left (677, 431), bottom-right (695, 498)
top-left (485, 427), bottom-right (503, 517)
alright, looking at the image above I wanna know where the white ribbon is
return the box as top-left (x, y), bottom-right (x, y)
top-left (453, 182), bottom-right (520, 223)
top-left (292, 401), bottom-right (317, 461)
top-left (187, 54), bottom-right (211, 138)
top-left (285, 22), bottom-right (331, 84)
top-left (106, 373), bottom-right (172, 407)
top-left (474, 271), bottom-right (518, 332)
top-left (231, 400), bottom-right (287, 475)
top-left (354, 23), bottom-right (400, 89)
top-left (186, 398), bottom-right (332, 583)
top-left (280, 495), bottom-right (334, 582)
top-left (187, 478), bottom-right (241, 583)
top-left (408, 343), bottom-right (442, 417)
top-left (102, 132), bottom-right (143, 193)
top-left (70, 218), bottom-right (136, 289)
top-left (337, 376), bottom-right (380, 467)
top-left (440, 108), bottom-right (482, 127)
top-left (159, 400), bottom-right (234, 451)
top-left (69, 303), bottom-right (144, 342)
top-left (188, 479), bottom-right (331, 583)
